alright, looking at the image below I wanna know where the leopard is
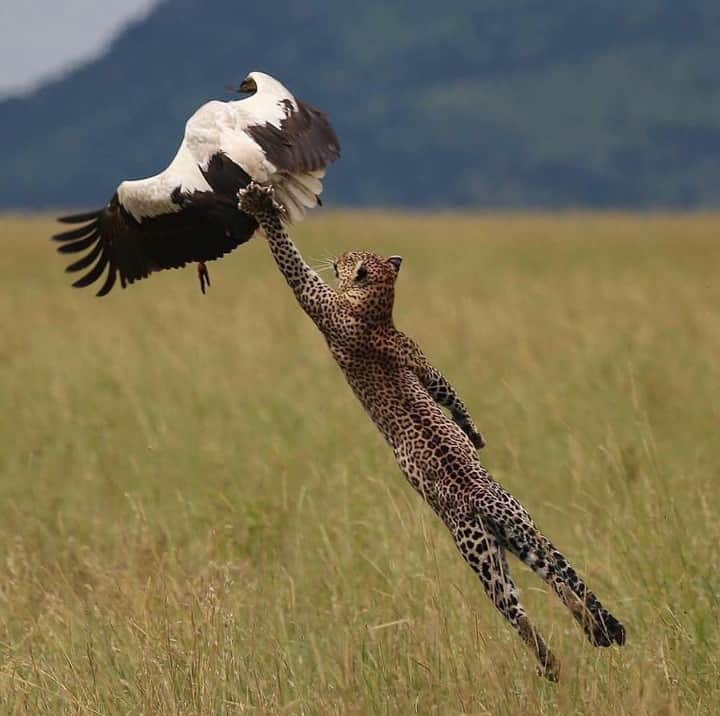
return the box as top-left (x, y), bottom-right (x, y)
top-left (238, 182), bottom-right (626, 681)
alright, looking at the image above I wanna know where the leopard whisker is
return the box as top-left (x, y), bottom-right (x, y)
top-left (309, 256), bottom-right (334, 274)
top-left (311, 256), bottom-right (339, 275)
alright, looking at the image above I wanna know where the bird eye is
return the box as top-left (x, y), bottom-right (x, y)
top-left (355, 265), bottom-right (368, 282)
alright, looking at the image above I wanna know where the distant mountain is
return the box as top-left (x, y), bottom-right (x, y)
top-left (1, 0), bottom-right (719, 209)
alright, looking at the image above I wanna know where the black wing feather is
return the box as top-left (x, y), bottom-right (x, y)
top-left (56, 231), bottom-right (100, 253)
top-left (65, 241), bottom-right (103, 272)
top-left (71, 254), bottom-right (109, 288)
top-left (53, 224), bottom-right (98, 242)
top-left (57, 210), bottom-right (103, 224)
top-left (96, 261), bottom-right (118, 297)
top-left (246, 99), bottom-right (341, 174)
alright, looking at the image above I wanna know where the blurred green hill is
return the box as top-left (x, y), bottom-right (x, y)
top-left (1, 0), bottom-right (719, 208)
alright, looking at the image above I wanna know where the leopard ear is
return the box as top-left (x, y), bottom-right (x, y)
top-left (387, 255), bottom-right (403, 272)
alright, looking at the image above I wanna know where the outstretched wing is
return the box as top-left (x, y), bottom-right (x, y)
top-left (53, 187), bottom-right (257, 296)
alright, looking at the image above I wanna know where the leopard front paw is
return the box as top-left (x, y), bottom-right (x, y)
top-left (237, 182), bottom-right (283, 217)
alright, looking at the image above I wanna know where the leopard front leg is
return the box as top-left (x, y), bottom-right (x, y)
top-left (238, 182), bottom-right (353, 337)
top-left (405, 337), bottom-right (486, 450)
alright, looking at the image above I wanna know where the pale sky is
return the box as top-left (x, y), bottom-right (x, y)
top-left (0, 0), bottom-right (158, 97)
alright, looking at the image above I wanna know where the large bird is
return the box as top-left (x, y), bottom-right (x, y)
top-left (53, 71), bottom-right (340, 295)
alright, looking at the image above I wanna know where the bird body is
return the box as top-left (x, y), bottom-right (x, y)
top-left (54, 72), bottom-right (340, 295)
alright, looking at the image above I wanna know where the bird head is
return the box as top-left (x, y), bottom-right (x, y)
top-left (235, 71), bottom-right (291, 99)
top-left (333, 251), bottom-right (402, 324)
top-left (237, 73), bottom-right (258, 95)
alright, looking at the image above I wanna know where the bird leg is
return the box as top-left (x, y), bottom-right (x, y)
top-left (198, 262), bottom-right (211, 294)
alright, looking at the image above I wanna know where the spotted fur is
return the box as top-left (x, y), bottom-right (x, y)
top-left (239, 183), bottom-right (626, 681)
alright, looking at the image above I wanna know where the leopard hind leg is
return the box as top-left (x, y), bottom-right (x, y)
top-left (502, 521), bottom-right (626, 648)
top-left (451, 519), bottom-right (560, 681)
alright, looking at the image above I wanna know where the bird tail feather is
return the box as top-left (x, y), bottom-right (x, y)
top-left (271, 170), bottom-right (326, 224)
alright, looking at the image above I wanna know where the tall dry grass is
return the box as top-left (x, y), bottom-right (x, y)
top-left (0, 213), bottom-right (718, 714)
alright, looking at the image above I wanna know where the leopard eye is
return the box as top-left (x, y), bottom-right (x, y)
top-left (355, 265), bottom-right (368, 282)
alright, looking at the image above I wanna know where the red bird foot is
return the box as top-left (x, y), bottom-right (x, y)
top-left (198, 262), bottom-right (211, 294)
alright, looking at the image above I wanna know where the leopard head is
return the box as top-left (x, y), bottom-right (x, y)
top-left (333, 251), bottom-right (402, 324)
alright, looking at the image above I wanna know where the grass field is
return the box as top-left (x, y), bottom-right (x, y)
top-left (1, 213), bottom-right (719, 714)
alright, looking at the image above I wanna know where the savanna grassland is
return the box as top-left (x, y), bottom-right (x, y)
top-left (1, 213), bottom-right (718, 714)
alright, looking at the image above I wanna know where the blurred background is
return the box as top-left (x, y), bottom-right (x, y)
top-left (1, 0), bottom-right (719, 210)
